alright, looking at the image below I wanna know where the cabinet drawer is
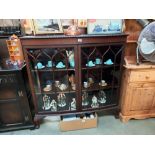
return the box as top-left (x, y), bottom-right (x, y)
top-left (129, 70), bottom-right (155, 82)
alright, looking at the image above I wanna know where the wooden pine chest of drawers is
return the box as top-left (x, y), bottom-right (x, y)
top-left (119, 63), bottom-right (155, 122)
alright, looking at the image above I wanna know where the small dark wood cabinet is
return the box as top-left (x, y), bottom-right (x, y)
top-left (20, 34), bottom-right (127, 128)
top-left (0, 64), bottom-right (34, 132)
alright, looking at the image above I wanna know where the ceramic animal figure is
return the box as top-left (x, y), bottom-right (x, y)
top-left (66, 50), bottom-right (75, 67)
top-left (57, 93), bottom-right (67, 107)
top-left (98, 91), bottom-right (106, 104)
top-left (42, 95), bottom-right (51, 110)
top-left (71, 98), bottom-right (76, 110)
top-left (91, 95), bottom-right (99, 108)
top-left (50, 99), bottom-right (57, 111)
top-left (82, 92), bottom-right (89, 106)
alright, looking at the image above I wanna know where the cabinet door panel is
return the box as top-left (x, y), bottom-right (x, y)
top-left (0, 85), bottom-right (19, 100)
top-left (129, 85), bottom-right (155, 111)
top-left (0, 100), bottom-right (24, 126)
top-left (0, 73), bottom-right (19, 100)
top-left (79, 44), bottom-right (123, 110)
top-left (25, 46), bottom-right (78, 113)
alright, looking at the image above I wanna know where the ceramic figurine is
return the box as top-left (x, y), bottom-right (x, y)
top-left (58, 83), bottom-right (68, 91)
top-left (57, 93), bottom-right (67, 107)
top-left (65, 25), bottom-right (81, 35)
top-left (71, 83), bottom-right (76, 90)
top-left (69, 74), bottom-right (75, 84)
top-left (91, 95), bottom-right (99, 108)
top-left (56, 62), bottom-right (65, 68)
top-left (50, 99), bottom-right (57, 111)
top-left (43, 84), bottom-right (52, 92)
top-left (42, 95), bottom-right (51, 110)
top-left (43, 80), bottom-right (52, 92)
top-left (70, 98), bottom-right (76, 110)
top-left (69, 74), bottom-right (76, 90)
top-left (95, 58), bottom-right (102, 65)
top-left (104, 59), bottom-right (113, 65)
top-left (82, 92), bottom-right (89, 106)
top-left (86, 60), bottom-right (95, 67)
top-left (88, 77), bottom-right (94, 85)
top-left (55, 80), bottom-right (60, 87)
top-left (83, 81), bottom-right (90, 88)
top-left (66, 50), bottom-right (75, 68)
top-left (35, 62), bottom-right (45, 69)
top-left (99, 80), bottom-right (107, 87)
top-left (98, 91), bottom-right (106, 104)
top-left (46, 60), bottom-right (53, 68)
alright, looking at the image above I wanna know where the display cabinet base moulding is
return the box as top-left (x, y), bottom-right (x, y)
top-left (119, 56), bottom-right (155, 123)
top-left (20, 34), bottom-right (127, 128)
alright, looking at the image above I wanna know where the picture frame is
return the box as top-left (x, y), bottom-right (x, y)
top-left (33, 19), bottom-right (63, 34)
top-left (87, 19), bottom-right (123, 34)
top-left (0, 19), bottom-right (20, 27)
top-left (20, 19), bottom-right (35, 35)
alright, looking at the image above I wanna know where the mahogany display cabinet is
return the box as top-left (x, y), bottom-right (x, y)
top-left (20, 34), bottom-right (127, 128)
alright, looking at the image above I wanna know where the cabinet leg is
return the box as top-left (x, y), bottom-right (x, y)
top-left (114, 110), bottom-right (119, 119)
top-left (34, 115), bottom-right (45, 129)
top-left (120, 117), bottom-right (130, 123)
top-left (119, 113), bottom-right (130, 123)
top-left (34, 120), bottom-right (40, 129)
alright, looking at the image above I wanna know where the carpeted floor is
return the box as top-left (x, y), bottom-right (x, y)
top-left (1, 112), bottom-right (155, 135)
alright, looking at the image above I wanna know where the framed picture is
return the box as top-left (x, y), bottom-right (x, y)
top-left (0, 19), bottom-right (20, 27)
top-left (87, 19), bottom-right (123, 34)
top-left (20, 19), bottom-right (35, 35)
top-left (33, 19), bottom-right (63, 34)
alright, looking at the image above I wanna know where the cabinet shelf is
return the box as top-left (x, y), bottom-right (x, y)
top-left (35, 85), bottom-right (76, 95)
top-left (82, 64), bottom-right (120, 70)
top-left (82, 103), bottom-right (117, 111)
top-left (82, 83), bottom-right (119, 92)
top-left (32, 68), bottom-right (75, 72)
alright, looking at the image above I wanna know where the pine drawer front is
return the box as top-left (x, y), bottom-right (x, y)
top-left (129, 70), bottom-right (155, 82)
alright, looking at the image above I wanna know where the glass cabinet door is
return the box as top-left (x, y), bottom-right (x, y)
top-left (80, 44), bottom-right (124, 111)
top-left (25, 47), bottom-right (77, 113)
